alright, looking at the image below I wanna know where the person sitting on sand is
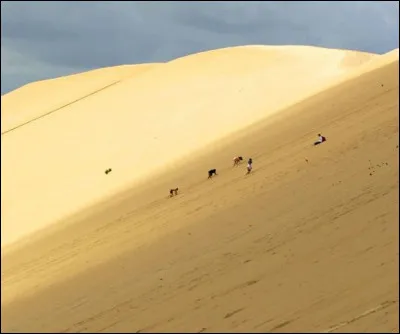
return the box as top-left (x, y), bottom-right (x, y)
top-left (233, 156), bottom-right (243, 167)
top-left (246, 158), bottom-right (253, 174)
top-left (314, 134), bottom-right (326, 146)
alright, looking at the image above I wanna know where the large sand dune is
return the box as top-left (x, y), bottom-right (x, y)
top-left (0, 45), bottom-right (379, 247)
top-left (1, 63), bottom-right (158, 134)
top-left (1, 44), bottom-right (398, 333)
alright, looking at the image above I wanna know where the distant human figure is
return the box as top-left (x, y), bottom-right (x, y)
top-left (208, 169), bottom-right (218, 179)
top-left (314, 134), bottom-right (326, 146)
top-left (233, 156), bottom-right (243, 166)
top-left (169, 188), bottom-right (179, 197)
top-left (246, 158), bottom-right (253, 174)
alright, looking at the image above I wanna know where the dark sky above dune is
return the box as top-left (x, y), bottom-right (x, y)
top-left (1, 1), bottom-right (399, 94)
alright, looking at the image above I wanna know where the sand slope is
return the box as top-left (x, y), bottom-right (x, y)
top-left (1, 63), bottom-right (158, 134)
top-left (0, 45), bottom-right (378, 247)
top-left (1, 47), bottom-right (398, 333)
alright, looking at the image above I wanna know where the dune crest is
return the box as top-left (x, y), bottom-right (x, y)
top-left (1, 45), bottom-right (396, 247)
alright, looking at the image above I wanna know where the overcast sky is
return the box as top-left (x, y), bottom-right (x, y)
top-left (1, 1), bottom-right (399, 95)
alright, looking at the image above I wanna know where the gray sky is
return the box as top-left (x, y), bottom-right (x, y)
top-left (1, 1), bottom-right (399, 95)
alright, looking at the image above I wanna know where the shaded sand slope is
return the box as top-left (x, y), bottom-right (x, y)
top-left (1, 52), bottom-right (398, 333)
top-left (1, 63), bottom-right (158, 134)
top-left (1, 46), bottom-right (377, 247)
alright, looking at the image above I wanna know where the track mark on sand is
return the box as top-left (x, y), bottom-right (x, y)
top-left (2, 80), bottom-right (121, 135)
top-left (321, 300), bottom-right (398, 333)
top-left (269, 319), bottom-right (296, 331)
top-left (224, 308), bottom-right (244, 319)
top-left (211, 279), bottom-right (260, 300)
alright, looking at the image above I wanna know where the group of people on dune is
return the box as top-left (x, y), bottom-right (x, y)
top-left (170, 134), bottom-right (326, 197)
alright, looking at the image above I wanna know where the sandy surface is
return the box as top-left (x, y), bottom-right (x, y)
top-left (1, 64), bottom-right (159, 135)
top-left (1, 44), bottom-right (399, 333)
top-left (1, 45), bottom-right (378, 247)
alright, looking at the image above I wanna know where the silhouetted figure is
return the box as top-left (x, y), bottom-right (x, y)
top-left (169, 188), bottom-right (179, 197)
top-left (208, 169), bottom-right (218, 179)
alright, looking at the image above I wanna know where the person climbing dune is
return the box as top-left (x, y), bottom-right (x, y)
top-left (208, 169), bottom-right (218, 179)
top-left (246, 158), bottom-right (253, 174)
top-left (169, 188), bottom-right (179, 197)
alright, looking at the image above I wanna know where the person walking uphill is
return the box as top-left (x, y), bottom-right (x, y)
top-left (169, 188), bottom-right (179, 197)
top-left (208, 169), bottom-right (218, 179)
top-left (246, 158), bottom-right (253, 174)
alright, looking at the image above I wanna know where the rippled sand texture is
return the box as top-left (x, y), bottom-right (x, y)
top-left (1, 45), bottom-right (398, 333)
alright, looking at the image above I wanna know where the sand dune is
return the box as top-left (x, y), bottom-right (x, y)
top-left (1, 44), bottom-right (398, 333)
top-left (1, 63), bottom-right (158, 134)
top-left (0, 45), bottom-right (380, 247)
